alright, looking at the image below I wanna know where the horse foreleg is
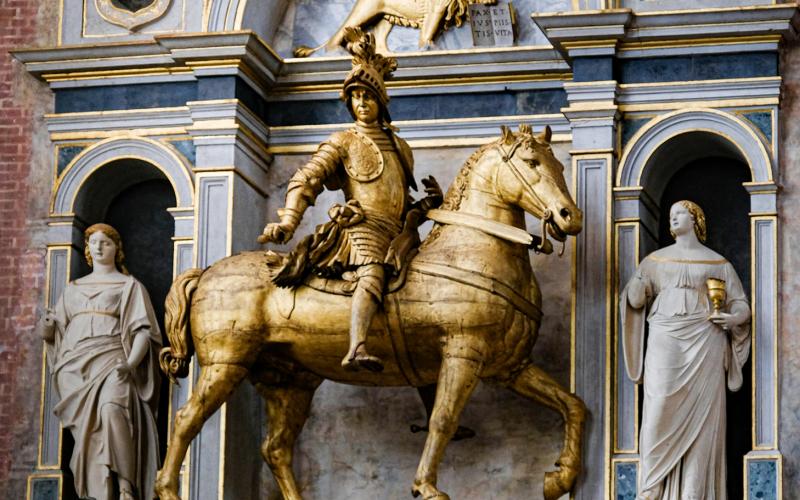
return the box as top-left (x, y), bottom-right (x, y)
top-left (325, 0), bottom-right (387, 52)
top-left (155, 364), bottom-right (249, 500)
top-left (412, 354), bottom-right (482, 500)
top-left (507, 363), bottom-right (587, 500)
top-left (419, 2), bottom-right (448, 47)
top-left (253, 373), bottom-right (321, 500)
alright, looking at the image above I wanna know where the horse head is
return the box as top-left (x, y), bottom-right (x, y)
top-left (494, 124), bottom-right (583, 243)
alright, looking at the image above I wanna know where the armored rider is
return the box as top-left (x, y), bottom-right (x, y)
top-left (259, 28), bottom-right (441, 372)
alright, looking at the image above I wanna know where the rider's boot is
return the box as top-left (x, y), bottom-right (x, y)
top-left (342, 265), bottom-right (385, 372)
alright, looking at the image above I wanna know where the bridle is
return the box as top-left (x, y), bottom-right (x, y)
top-left (496, 139), bottom-right (564, 256)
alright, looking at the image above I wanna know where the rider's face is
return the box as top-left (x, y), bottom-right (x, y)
top-left (350, 88), bottom-right (380, 124)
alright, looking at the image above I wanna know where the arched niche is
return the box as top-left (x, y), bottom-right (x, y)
top-left (612, 108), bottom-right (780, 493)
top-left (52, 136), bottom-right (193, 217)
top-left (618, 107), bottom-right (775, 191)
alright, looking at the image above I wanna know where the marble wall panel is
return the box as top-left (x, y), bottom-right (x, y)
top-left (748, 460), bottom-right (779, 500)
top-left (614, 462), bottom-right (637, 500)
top-left (778, 39), bottom-right (800, 495)
top-left (54, 81), bottom-right (198, 113)
top-left (265, 90), bottom-right (568, 126)
top-left (618, 52), bottom-right (778, 84)
top-left (741, 112), bottom-right (773, 144)
top-left (29, 476), bottom-right (59, 500)
top-left (261, 141), bottom-right (575, 498)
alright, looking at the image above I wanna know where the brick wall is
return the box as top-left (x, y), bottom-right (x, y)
top-left (0, 0), bottom-right (58, 496)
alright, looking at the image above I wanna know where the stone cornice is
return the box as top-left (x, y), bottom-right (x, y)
top-left (11, 31), bottom-right (570, 95)
top-left (13, 5), bottom-right (799, 97)
top-left (12, 31), bottom-right (281, 87)
top-left (533, 4), bottom-right (799, 60)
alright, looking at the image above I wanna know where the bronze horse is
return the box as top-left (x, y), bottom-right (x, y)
top-left (154, 125), bottom-right (586, 500)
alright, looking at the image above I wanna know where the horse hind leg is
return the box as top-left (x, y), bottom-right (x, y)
top-left (155, 364), bottom-right (249, 500)
top-left (412, 384), bottom-right (476, 441)
top-left (506, 362), bottom-right (587, 500)
top-left (412, 350), bottom-right (483, 500)
top-left (252, 370), bottom-right (322, 500)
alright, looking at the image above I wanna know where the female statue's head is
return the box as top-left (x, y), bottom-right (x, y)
top-left (669, 200), bottom-right (707, 243)
top-left (84, 223), bottom-right (129, 274)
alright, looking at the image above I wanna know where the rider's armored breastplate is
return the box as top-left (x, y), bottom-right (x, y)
top-left (339, 128), bottom-right (384, 182)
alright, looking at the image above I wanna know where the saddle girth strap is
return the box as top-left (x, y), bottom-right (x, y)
top-left (408, 260), bottom-right (543, 322)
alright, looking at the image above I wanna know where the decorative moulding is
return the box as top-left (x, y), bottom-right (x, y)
top-left (11, 34), bottom-right (569, 97)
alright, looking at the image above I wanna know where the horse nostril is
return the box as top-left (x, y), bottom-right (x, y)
top-left (560, 208), bottom-right (571, 220)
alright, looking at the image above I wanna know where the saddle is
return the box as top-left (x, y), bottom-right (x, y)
top-left (266, 199), bottom-right (420, 296)
top-left (264, 249), bottom-right (415, 297)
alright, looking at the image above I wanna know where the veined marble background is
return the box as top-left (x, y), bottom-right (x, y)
top-left (270, 0), bottom-right (571, 58)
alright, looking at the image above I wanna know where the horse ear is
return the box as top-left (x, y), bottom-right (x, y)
top-left (518, 123), bottom-right (532, 135)
top-left (535, 125), bottom-right (552, 145)
top-left (500, 125), bottom-right (515, 144)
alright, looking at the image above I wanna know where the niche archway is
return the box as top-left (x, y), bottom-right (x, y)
top-left (613, 108), bottom-right (780, 494)
top-left (42, 138), bottom-right (196, 495)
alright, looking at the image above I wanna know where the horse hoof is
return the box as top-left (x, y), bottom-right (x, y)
top-left (543, 469), bottom-right (573, 500)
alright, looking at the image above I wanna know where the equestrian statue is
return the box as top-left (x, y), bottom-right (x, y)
top-left (155, 28), bottom-right (586, 500)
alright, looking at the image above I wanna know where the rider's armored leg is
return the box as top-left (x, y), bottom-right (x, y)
top-left (342, 263), bottom-right (385, 372)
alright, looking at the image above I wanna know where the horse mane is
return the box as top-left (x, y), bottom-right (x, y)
top-left (420, 138), bottom-right (500, 248)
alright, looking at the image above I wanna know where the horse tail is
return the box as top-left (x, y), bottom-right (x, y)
top-left (159, 268), bottom-right (203, 384)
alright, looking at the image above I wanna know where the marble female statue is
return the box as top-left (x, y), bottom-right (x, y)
top-left (620, 200), bottom-right (751, 499)
top-left (42, 223), bottom-right (161, 500)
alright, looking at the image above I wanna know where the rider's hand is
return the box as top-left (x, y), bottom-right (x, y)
top-left (258, 222), bottom-right (295, 245)
top-left (420, 176), bottom-right (443, 210)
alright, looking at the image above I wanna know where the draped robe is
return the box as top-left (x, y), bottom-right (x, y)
top-left (47, 276), bottom-right (161, 500)
top-left (620, 256), bottom-right (750, 499)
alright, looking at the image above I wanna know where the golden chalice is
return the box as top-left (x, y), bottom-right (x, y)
top-left (706, 278), bottom-right (727, 315)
